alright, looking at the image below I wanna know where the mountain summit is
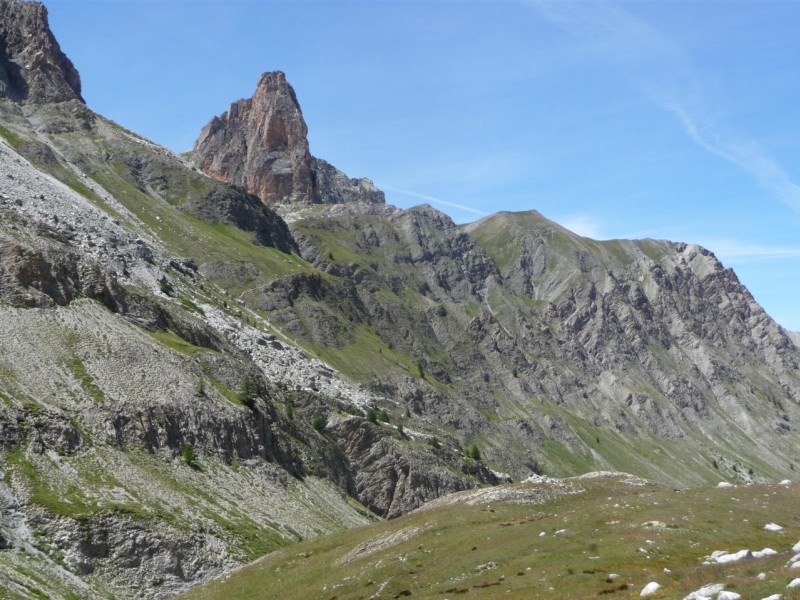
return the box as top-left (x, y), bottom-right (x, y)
top-left (193, 71), bottom-right (385, 206)
top-left (194, 71), bottom-right (314, 205)
top-left (0, 0), bottom-right (82, 103)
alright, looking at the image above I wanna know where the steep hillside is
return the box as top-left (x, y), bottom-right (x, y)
top-left (0, 2), bottom-right (494, 598)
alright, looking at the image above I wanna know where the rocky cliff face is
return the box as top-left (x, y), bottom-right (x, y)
top-left (312, 156), bottom-right (385, 205)
top-left (0, 0), bottom-right (82, 103)
top-left (192, 71), bottom-right (385, 207)
top-left (193, 71), bottom-right (314, 205)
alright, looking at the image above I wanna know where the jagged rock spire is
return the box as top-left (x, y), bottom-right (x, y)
top-left (193, 71), bottom-right (385, 206)
top-left (194, 71), bottom-right (315, 205)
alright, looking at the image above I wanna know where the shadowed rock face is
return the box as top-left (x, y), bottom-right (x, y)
top-left (0, 241), bottom-right (121, 309)
top-left (312, 156), bottom-right (385, 205)
top-left (192, 71), bottom-right (385, 207)
top-left (0, 0), bottom-right (82, 103)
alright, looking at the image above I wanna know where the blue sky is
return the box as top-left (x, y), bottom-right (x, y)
top-left (44, 1), bottom-right (800, 330)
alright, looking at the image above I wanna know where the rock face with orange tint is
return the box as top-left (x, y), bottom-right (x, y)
top-left (194, 71), bottom-right (314, 205)
top-left (193, 71), bottom-right (385, 207)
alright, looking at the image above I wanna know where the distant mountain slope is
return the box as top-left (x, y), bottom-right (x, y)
top-left (191, 69), bottom-right (800, 487)
top-left (788, 331), bottom-right (800, 347)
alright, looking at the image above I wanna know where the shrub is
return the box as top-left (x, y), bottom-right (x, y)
top-left (182, 444), bottom-right (199, 469)
top-left (366, 407), bottom-right (378, 424)
top-left (159, 276), bottom-right (173, 296)
top-left (429, 436), bottom-right (441, 450)
top-left (286, 402), bottom-right (294, 421)
top-left (312, 410), bottom-right (327, 434)
top-left (397, 423), bottom-right (404, 436)
top-left (468, 444), bottom-right (481, 461)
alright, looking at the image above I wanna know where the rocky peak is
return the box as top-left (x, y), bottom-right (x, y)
top-left (312, 157), bottom-right (385, 205)
top-left (0, 0), bottom-right (83, 103)
top-left (193, 70), bottom-right (385, 207)
top-left (193, 71), bottom-right (315, 205)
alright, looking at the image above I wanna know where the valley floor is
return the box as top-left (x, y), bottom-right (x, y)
top-left (183, 474), bottom-right (800, 600)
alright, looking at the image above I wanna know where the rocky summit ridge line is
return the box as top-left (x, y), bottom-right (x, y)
top-left (192, 70), bottom-right (385, 207)
top-left (1, 0), bottom-right (799, 598)
top-left (0, 0), bottom-right (81, 104)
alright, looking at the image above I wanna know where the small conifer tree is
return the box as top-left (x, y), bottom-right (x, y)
top-left (182, 444), bottom-right (199, 468)
top-left (468, 444), bottom-right (481, 461)
top-left (312, 410), bottom-right (327, 434)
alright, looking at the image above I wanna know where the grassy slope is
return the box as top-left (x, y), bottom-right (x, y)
top-left (184, 476), bottom-right (800, 600)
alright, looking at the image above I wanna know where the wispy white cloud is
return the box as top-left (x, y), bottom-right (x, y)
top-left (700, 238), bottom-right (800, 263)
top-left (523, 0), bottom-right (678, 63)
top-left (523, 0), bottom-right (800, 215)
top-left (662, 103), bottom-right (800, 213)
top-left (407, 150), bottom-right (536, 190)
top-left (379, 184), bottom-right (489, 216)
top-left (557, 214), bottom-right (605, 239)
